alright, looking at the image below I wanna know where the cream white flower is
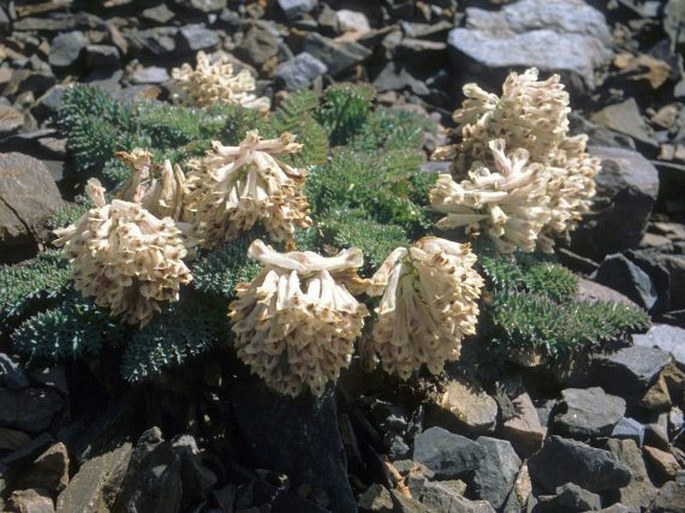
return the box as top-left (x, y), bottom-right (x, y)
top-left (367, 237), bottom-right (483, 379)
top-left (186, 130), bottom-right (312, 248)
top-left (54, 179), bottom-right (192, 326)
top-left (228, 240), bottom-right (368, 397)
top-left (170, 50), bottom-right (270, 111)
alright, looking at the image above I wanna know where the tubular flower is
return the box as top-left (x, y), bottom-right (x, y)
top-left (170, 50), bottom-right (270, 111)
top-left (228, 240), bottom-right (368, 397)
top-left (186, 130), bottom-right (312, 249)
top-left (367, 237), bottom-right (483, 379)
top-left (53, 179), bottom-right (192, 326)
top-left (430, 139), bottom-right (552, 254)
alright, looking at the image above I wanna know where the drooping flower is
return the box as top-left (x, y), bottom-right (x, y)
top-left (228, 240), bottom-right (368, 397)
top-left (430, 139), bottom-right (552, 254)
top-left (186, 130), bottom-right (312, 249)
top-left (170, 50), bottom-right (270, 111)
top-left (367, 237), bottom-right (483, 379)
top-left (54, 179), bottom-right (192, 326)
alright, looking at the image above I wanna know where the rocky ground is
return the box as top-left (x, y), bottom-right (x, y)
top-left (1, 0), bottom-right (685, 512)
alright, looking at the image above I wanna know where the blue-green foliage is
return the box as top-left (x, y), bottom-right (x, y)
top-left (316, 82), bottom-right (375, 146)
top-left (350, 106), bottom-right (435, 152)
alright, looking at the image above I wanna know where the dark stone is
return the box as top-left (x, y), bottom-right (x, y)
top-left (277, 0), bottom-right (317, 19)
top-left (589, 346), bottom-right (672, 395)
top-left (84, 44), bottom-right (120, 70)
top-left (498, 389), bottom-right (546, 459)
top-left (571, 146), bottom-right (659, 261)
top-left (553, 387), bottom-right (626, 439)
top-left (590, 98), bottom-right (658, 148)
top-left (412, 426), bottom-right (486, 480)
top-left (1, 433), bottom-right (55, 469)
top-left (534, 482), bottom-right (601, 512)
top-left (0, 428), bottom-right (31, 453)
top-left (0, 388), bottom-right (63, 433)
top-left (14, 13), bottom-right (104, 32)
top-left (49, 31), bottom-right (88, 69)
top-left (372, 63), bottom-right (429, 95)
top-left (18, 442), bottom-right (69, 493)
top-left (406, 477), bottom-right (470, 512)
top-left (232, 382), bottom-right (356, 513)
top-left (0, 353), bottom-right (29, 389)
top-left (124, 27), bottom-right (178, 57)
top-left (605, 438), bottom-right (657, 512)
top-left (274, 52), bottom-right (327, 91)
top-left (233, 21), bottom-right (280, 68)
top-left (611, 417), bottom-right (646, 446)
top-left (179, 23), bottom-right (220, 52)
top-left (527, 435), bottom-right (631, 493)
top-left (652, 481), bottom-right (685, 513)
top-left (633, 324), bottom-right (685, 368)
top-left (387, 435), bottom-right (411, 461)
top-left (302, 32), bottom-right (371, 76)
top-left (472, 437), bottom-right (521, 509)
top-left (129, 66), bottom-right (170, 84)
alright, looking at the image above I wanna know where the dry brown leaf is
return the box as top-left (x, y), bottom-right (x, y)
top-left (613, 52), bottom-right (671, 89)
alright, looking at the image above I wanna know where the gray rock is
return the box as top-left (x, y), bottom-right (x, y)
top-left (129, 66), bottom-right (170, 84)
top-left (473, 437), bottom-right (521, 509)
top-left (336, 9), bottom-right (371, 34)
top-left (590, 346), bottom-right (672, 395)
top-left (180, 0), bottom-right (227, 13)
top-left (0, 105), bottom-right (25, 135)
top-left (593, 504), bottom-right (631, 513)
top-left (0, 427), bottom-right (31, 453)
top-left (605, 438), bottom-right (657, 513)
top-left (449, 0), bottom-right (611, 95)
top-left (553, 388), bottom-right (626, 439)
top-left (6, 489), bottom-right (55, 513)
top-left (275, 52), bottom-right (327, 91)
top-left (645, 412), bottom-right (671, 450)
top-left (401, 20), bottom-right (453, 40)
top-left (179, 24), bottom-right (220, 52)
top-left (125, 27), bottom-right (178, 57)
top-left (233, 21), bottom-right (280, 68)
top-left (590, 98), bottom-right (658, 148)
top-left (372, 63), bottom-right (429, 95)
top-left (611, 417), bottom-right (646, 447)
top-left (14, 13), bottom-right (103, 33)
top-left (571, 146), bottom-right (659, 261)
top-left (534, 482), bottom-right (601, 512)
top-left (1, 433), bottom-right (55, 468)
top-left (232, 382), bottom-right (356, 513)
top-left (527, 435), bottom-right (631, 493)
top-left (633, 324), bottom-right (685, 367)
top-left (498, 390), bottom-right (546, 459)
top-left (18, 442), bottom-right (69, 493)
top-left (49, 31), bottom-right (88, 69)
top-left (141, 3), bottom-right (175, 24)
top-left (657, 254), bottom-right (685, 310)
top-left (428, 375), bottom-right (498, 436)
top-left (0, 353), bottom-right (29, 389)
top-left (412, 426), bottom-right (486, 480)
top-left (302, 32), bottom-right (371, 76)
top-left (651, 480), bottom-right (685, 513)
top-left (664, 0), bottom-right (685, 47)
top-left (0, 388), bottom-right (63, 433)
top-left (277, 0), bottom-right (316, 19)
top-left (84, 45), bottom-right (120, 70)
top-left (359, 483), bottom-right (393, 511)
top-left (407, 477), bottom-right (469, 512)
top-left (56, 441), bottom-right (132, 513)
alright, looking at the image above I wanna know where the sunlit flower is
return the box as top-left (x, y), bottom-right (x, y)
top-left (367, 237), bottom-right (483, 379)
top-left (228, 240), bottom-right (368, 397)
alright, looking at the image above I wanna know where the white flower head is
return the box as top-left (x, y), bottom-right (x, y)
top-left (367, 237), bottom-right (484, 379)
top-left (228, 240), bottom-right (368, 397)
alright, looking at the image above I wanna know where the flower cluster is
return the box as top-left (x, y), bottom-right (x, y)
top-left (186, 130), bottom-right (312, 249)
top-left (170, 50), bottom-right (270, 111)
top-left (53, 179), bottom-right (192, 326)
top-left (433, 68), bottom-right (600, 253)
top-left (366, 237), bottom-right (483, 379)
top-left (228, 240), bottom-right (368, 397)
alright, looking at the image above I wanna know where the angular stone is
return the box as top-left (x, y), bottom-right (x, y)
top-left (639, 374), bottom-right (672, 412)
top-left (359, 483), bottom-right (393, 511)
top-left (590, 346), bottom-right (673, 395)
top-left (179, 24), bottom-right (220, 52)
top-left (274, 52), bottom-right (327, 91)
top-left (129, 66), bottom-right (170, 84)
top-left (590, 98), bottom-right (658, 148)
top-left (49, 31), bottom-right (88, 69)
top-left (553, 387), bottom-right (626, 439)
top-left (0, 105), bottom-right (25, 135)
top-left (1, 433), bottom-right (55, 468)
top-left (277, 0), bottom-right (316, 19)
top-left (428, 376), bottom-right (498, 436)
top-left (593, 254), bottom-right (659, 311)
top-left (337, 9), bottom-right (371, 34)
top-left (141, 3), bottom-right (175, 24)
top-left (56, 441), bottom-right (132, 513)
top-left (611, 417), bottom-right (646, 446)
top-left (0, 388), bottom-right (63, 433)
top-left (633, 324), bottom-right (685, 368)
top-left (473, 437), bottom-right (521, 509)
top-left (180, 0), bottom-right (227, 13)
top-left (302, 32), bottom-right (371, 76)
top-left (528, 435), bottom-right (631, 493)
top-left (652, 480), bottom-right (685, 512)
top-left (0, 427), bottom-right (31, 452)
top-left (412, 427), bottom-right (485, 480)
top-left (18, 442), bottom-right (69, 493)
top-left (571, 146), bottom-right (659, 260)
top-left (84, 45), bottom-right (120, 70)
top-left (605, 438), bottom-right (657, 512)
top-left (407, 477), bottom-right (469, 512)
top-left (6, 488), bottom-right (55, 513)
top-left (535, 482), bottom-right (601, 512)
top-left (644, 445), bottom-right (681, 481)
top-left (498, 390), bottom-right (546, 458)
top-left (233, 22), bottom-right (280, 68)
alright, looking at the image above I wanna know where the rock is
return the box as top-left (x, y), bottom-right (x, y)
top-left (644, 445), bottom-right (681, 482)
top-left (611, 417), bottom-right (646, 446)
top-left (277, 0), bottom-right (316, 19)
top-left (179, 24), bottom-right (220, 52)
top-left (274, 52), bottom-right (327, 91)
top-left (129, 66), bottom-right (170, 84)
top-left (472, 437), bottom-right (521, 509)
top-left (498, 390), bottom-right (547, 458)
top-left (657, 255), bottom-right (685, 310)
top-left (124, 27), bottom-right (178, 57)
top-left (232, 382), bottom-right (356, 513)
top-left (18, 442), bottom-right (69, 493)
top-left (589, 346), bottom-right (673, 395)
top-left (592, 253), bottom-right (659, 311)
top-left (645, 413), bottom-right (671, 450)
top-left (6, 489), bottom-right (55, 513)
top-left (0, 152), bottom-right (64, 260)
top-left (0, 388), bottom-right (63, 433)
top-left (0, 105), bottom-right (25, 135)
top-left (372, 63), bottom-right (429, 95)
top-left (84, 44), bottom-right (120, 70)
top-left (590, 98), bottom-right (658, 148)
top-left (49, 31), bottom-right (88, 69)
top-left (527, 435), bottom-right (631, 493)
top-left (407, 478), bottom-right (470, 512)
top-left (605, 438), bottom-right (657, 512)
top-left (534, 482), bottom-right (601, 512)
top-left (639, 374), bottom-right (672, 412)
top-left (233, 22), bottom-right (280, 69)
top-left (0, 353), bottom-right (30, 390)
top-left (571, 146), bottom-right (659, 261)
top-left (575, 278), bottom-right (638, 306)
top-left (56, 441), bottom-right (132, 513)
top-left (1, 433), bottom-right (55, 469)
top-left (412, 427), bottom-right (485, 480)
top-left (336, 9), bottom-right (371, 35)
top-left (427, 375), bottom-right (498, 436)
top-left (633, 325), bottom-right (685, 368)
top-left (553, 387), bottom-right (626, 439)
top-left (652, 480), bottom-right (685, 513)
top-left (448, 0), bottom-right (611, 96)
top-left (179, 0), bottom-right (227, 13)
top-left (359, 483), bottom-right (393, 511)
top-left (301, 32), bottom-right (371, 76)
top-left (141, 4), bottom-right (175, 24)
top-left (594, 505), bottom-right (631, 513)
top-left (0, 428), bottom-right (31, 452)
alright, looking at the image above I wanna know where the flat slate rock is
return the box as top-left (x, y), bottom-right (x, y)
top-left (593, 253), bottom-right (660, 311)
top-left (0, 388), bottom-right (63, 433)
top-left (590, 345), bottom-right (672, 394)
top-left (412, 426), bottom-right (486, 480)
top-left (274, 52), bottom-right (327, 91)
top-left (428, 375), bottom-right (498, 435)
top-left (553, 387), bottom-right (626, 439)
top-left (472, 437), bottom-right (521, 509)
top-left (633, 324), bottom-right (685, 367)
